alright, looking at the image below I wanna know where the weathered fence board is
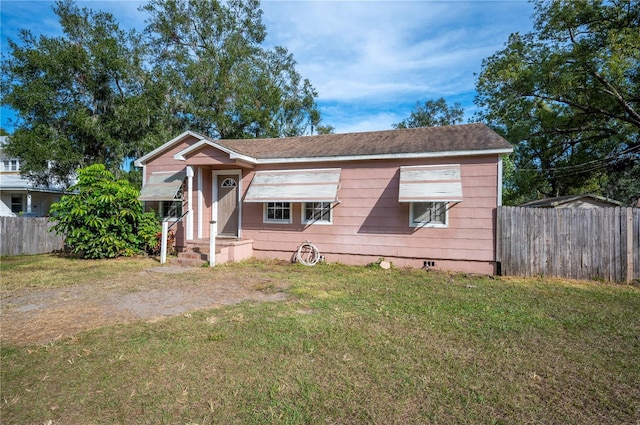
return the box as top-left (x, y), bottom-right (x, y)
top-left (635, 208), bottom-right (640, 280)
top-left (0, 217), bottom-right (64, 256)
top-left (497, 207), bottom-right (639, 282)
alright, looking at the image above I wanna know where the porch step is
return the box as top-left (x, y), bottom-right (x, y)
top-left (178, 251), bottom-right (210, 259)
top-left (171, 243), bottom-right (216, 267)
top-left (170, 257), bottom-right (207, 267)
top-left (181, 247), bottom-right (213, 256)
top-left (171, 238), bottom-right (253, 267)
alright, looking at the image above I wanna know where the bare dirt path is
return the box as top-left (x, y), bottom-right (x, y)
top-left (1, 266), bottom-right (288, 346)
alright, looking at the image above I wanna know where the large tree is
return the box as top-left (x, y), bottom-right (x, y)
top-left (2, 0), bottom-right (324, 188)
top-left (1, 0), bottom-right (166, 187)
top-left (142, 0), bottom-right (321, 139)
top-left (475, 0), bottom-right (640, 206)
top-left (392, 97), bottom-right (464, 129)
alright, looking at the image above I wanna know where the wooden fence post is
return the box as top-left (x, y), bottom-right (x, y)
top-left (496, 207), bottom-right (502, 276)
top-left (627, 207), bottom-right (634, 283)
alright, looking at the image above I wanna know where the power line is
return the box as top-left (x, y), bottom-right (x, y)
top-left (513, 145), bottom-right (639, 175)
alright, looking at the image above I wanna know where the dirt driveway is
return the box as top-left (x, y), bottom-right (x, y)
top-left (1, 265), bottom-right (288, 346)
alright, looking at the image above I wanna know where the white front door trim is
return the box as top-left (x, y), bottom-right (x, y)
top-left (211, 169), bottom-right (242, 239)
top-left (186, 166), bottom-right (194, 240)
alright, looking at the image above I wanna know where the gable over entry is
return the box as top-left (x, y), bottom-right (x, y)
top-left (244, 168), bottom-right (341, 203)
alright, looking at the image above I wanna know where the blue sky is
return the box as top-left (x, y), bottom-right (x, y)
top-left (1, 0), bottom-right (535, 134)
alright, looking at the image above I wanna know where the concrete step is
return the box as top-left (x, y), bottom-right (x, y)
top-left (189, 246), bottom-right (212, 254)
top-left (178, 252), bottom-right (208, 260)
top-left (172, 238), bottom-right (253, 267)
top-left (170, 257), bottom-right (207, 267)
top-left (174, 242), bottom-right (220, 266)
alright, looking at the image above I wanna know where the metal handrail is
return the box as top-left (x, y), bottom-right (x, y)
top-left (166, 210), bottom-right (189, 232)
top-left (160, 209), bottom-right (189, 265)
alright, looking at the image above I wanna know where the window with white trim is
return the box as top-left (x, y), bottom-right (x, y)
top-left (264, 202), bottom-right (292, 223)
top-left (302, 202), bottom-right (332, 224)
top-left (410, 202), bottom-right (448, 227)
top-left (2, 159), bottom-right (19, 172)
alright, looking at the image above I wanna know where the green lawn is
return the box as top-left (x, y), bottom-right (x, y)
top-left (1, 256), bottom-right (639, 424)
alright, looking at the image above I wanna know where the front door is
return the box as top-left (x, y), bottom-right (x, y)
top-left (217, 175), bottom-right (239, 237)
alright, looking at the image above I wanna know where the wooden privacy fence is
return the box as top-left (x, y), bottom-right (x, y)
top-left (0, 217), bottom-right (64, 256)
top-left (497, 207), bottom-right (639, 282)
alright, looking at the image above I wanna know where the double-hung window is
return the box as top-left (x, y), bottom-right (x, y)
top-left (264, 202), bottom-right (292, 224)
top-left (302, 202), bottom-right (332, 224)
top-left (410, 202), bottom-right (448, 227)
top-left (2, 159), bottom-right (19, 172)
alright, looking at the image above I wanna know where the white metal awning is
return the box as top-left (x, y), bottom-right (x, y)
top-left (139, 171), bottom-right (185, 201)
top-left (398, 164), bottom-right (463, 202)
top-left (244, 168), bottom-right (341, 202)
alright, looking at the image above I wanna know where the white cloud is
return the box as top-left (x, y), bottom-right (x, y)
top-left (1, 0), bottom-right (534, 134)
top-left (261, 0), bottom-right (534, 132)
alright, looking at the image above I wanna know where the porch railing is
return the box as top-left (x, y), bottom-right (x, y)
top-left (160, 210), bottom-right (188, 264)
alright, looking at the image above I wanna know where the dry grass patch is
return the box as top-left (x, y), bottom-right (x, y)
top-left (0, 255), bottom-right (290, 345)
top-left (1, 256), bottom-right (639, 424)
top-left (0, 254), bottom-right (158, 290)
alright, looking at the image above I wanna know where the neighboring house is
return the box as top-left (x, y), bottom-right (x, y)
top-left (135, 123), bottom-right (513, 274)
top-left (521, 194), bottom-right (624, 209)
top-left (0, 136), bottom-right (69, 217)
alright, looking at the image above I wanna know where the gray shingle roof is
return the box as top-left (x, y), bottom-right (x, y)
top-left (212, 123), bottom-right (512, 160)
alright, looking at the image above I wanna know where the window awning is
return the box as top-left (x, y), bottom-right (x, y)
top-left (245, 168), bottom-right (341, 203)
top-left (139, 171), bottom-right (185, 201)
top-left (398, 164), bottom-right (463, 202)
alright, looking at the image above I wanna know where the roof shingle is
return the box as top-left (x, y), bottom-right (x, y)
top-left (212, 123), bottom-right (512, 159)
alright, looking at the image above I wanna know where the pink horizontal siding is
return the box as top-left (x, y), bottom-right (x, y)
top-left (186, 146), bottom-right (237, 166)
top-left (240, 156), bottom-right (500, 273)
top-left (143, 135), bottom-right (200, 171)
top-left (143, 138), bottom-right (501, 273)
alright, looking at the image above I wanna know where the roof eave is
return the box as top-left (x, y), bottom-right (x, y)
top-left (252, 147), bottom-right (514, 164)
top-left (134, 130), bottom-right (205, 167)
top-left (553, 194), bottom-right (624, 207)
top-left (173, 140), bottom-right (257, 164)
top-left (0, 186), bottom-right (69, 194)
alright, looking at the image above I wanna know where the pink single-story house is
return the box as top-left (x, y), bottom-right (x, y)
top-left (135, 123), bottom-right (513, 274)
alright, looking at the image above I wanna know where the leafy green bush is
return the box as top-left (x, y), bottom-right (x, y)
top-left (137, 211), bottom-right (163, 255)
top-left (50, 164), bottom-right (161, 259)
top-left (136, 211), bottom-right (175, 256)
